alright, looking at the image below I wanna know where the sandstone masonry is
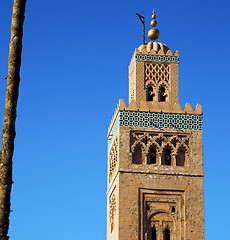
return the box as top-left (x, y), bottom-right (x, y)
top-left (107, 41), bottom-right (205, 240)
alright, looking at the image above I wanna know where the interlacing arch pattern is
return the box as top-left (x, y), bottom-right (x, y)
top-left (109, 136), bottom-right (118, 181)
top-left (131, 131), bottom-right (190, 166)
top-left (146, 80), bottom-right (157, 89)
top-left (145, 63), bottom-right (169, 84)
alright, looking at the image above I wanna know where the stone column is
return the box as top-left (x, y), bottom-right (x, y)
top-left (172, 154), bottom-right (176, 166)
top-left (156, 152), bottom-right (161, 165)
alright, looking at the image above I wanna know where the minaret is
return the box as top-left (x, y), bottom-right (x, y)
top-left (107, 10), bottom-right (205, 240)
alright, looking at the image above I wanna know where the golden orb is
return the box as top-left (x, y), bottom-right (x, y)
top-left (152, 14), bottom-right (156, 19)
top-left (148, 28), bottom-right (160, 41)
top-left (151, 20), bottom-right (157, 27)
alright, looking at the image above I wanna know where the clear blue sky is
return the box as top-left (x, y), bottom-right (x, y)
top-left (0, 0), bottom-right (230, 239)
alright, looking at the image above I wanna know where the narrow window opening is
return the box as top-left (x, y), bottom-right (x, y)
top-left (147, 86), bottom-right (154, 101)
top-left (152, 227), bottom-right (157, 240)
top-left (165, 149), bottom-right (171, 165)
top-left (132, 146), bottom-right (142, 164)
top-left (162, 148), bottom-right (171, 165)
top-left (172, 206), bottom-right (175, 212)
top-left (164, 227), bottom-right (170, 240)
top-left (148, 148), bottom-right (156, 164)
top-left (159, 87), bottom-right (166, 102)
top-left (176, 148), bottom-right (185, 166)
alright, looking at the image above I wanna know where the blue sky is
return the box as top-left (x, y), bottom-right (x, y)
top-left (0, 0), bottom-right (230, 239)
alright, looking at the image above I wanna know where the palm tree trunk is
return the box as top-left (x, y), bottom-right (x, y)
top-left (0, 0), bottom-right (27, 239)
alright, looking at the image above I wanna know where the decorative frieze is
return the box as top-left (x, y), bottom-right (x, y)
top-left (129, 54), bottom-right (179, 75)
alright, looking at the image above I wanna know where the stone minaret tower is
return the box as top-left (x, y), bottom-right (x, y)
top-left (107, 10), bottom-right (204, 240)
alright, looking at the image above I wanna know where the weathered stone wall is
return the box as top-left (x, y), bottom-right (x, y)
top-left (107, 175), bottom-right (119, 240)
top-left (107, 126), bottom-right (204, 240)
top-left (118, 172), bottom-right (204, 240)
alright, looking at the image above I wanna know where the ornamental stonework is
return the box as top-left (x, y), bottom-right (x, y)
top-left (131, 130), bottom-right (190, 166)
top-left (109, 193), bottom-right (116, 232)
top-left (109, 136), bottom-right (118, 182)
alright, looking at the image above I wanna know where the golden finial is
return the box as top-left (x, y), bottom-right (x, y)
top-left (148, 10), bottom-right (160, 41)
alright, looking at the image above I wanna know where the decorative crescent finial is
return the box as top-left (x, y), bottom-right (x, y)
top-left (148, 10), bottom-right (160, 41)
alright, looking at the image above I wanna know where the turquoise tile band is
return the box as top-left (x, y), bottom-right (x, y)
top-left (108, 110), bottom-right (202, 150)
top-left (129, 54), bottom-right (179, 75)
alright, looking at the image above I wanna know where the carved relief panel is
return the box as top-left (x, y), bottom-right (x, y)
top-left (109, 190), bottom-right (117, 233)
top-left (109, 136), bottom-right (119, 182)
top-left (140, 189), bottom-right (185, 240)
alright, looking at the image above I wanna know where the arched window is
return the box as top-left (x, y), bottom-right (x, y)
top-left (147, 86), bottom-right (154, 101)
top-left (159, 86), bottom-right (166, 102)
top-left (148, 147), bottom-right (156, 164)
top-left (132, 146), bottom-right (142, 164)
top-left (176, 148), bottom-right (185, 166)
top-left (151, 226), bottom-right (157, 240)
top-left (162, 148), bottom-right (171, 165)
top-left (164, 227), bottom-right (170, 240)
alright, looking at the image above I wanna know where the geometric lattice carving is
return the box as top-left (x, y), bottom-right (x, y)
top-left (145, 63), bottom-right (169, 84)
top-left (129, 65), bottom-right (136, 102)
top-left (109, 193), bottom-right (116, 232)
top-left (109, 136), bottom-right (118, 182)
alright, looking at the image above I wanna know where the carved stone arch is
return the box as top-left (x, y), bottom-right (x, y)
top-left (175, 143), bottom-right (189, 156)
top-left (169, 135), bottom-right (181, 153)
top-left (161, 144), bottom-right (174, 166)
top-left (146, 141), bottom-right (160, 154)
top-left (146, 142), bottom-right (159, 165)
top-left (161, 142), bottom-right (175, 155)
top-left (146, 81), bottom-right (157, 102)
top-left (175, 144), bottom-right (189, 166)
top-left (131, 141), bottom-right (146, 153)
top-left (157, 81), bottom-right (169, 102)
top-left (147, 211), bottom-right (175, 240)
top-left (132, 142), bottom-right (145, 164)
top-left (157, 80), bottom-right (169, 91)
top-left (149, 210), bottom-right (175, 222)
top-left (155, 134), bottom-right (167, 148)
top-left (145, 80), bottom-right (157, 89)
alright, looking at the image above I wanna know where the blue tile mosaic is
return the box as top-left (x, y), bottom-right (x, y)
top-left (129, 54), bottom-right (179, 75)
top-left (108, 110), bottom-right (202, 150)
top-left (119, 110), bottom-right (202, 130)
top-left (108, 112), bottom-right (120, 151)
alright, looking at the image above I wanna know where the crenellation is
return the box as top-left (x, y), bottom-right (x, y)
top-left (108, 100), bottom-right (202, 135)
top-left (115, 99), bottom-right (202, 114)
